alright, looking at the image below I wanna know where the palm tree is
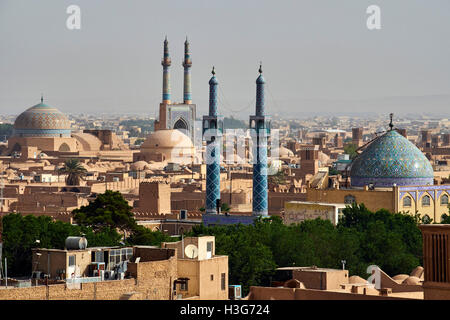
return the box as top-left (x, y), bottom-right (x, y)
top-left (58, 159), bottom-right (87, 186)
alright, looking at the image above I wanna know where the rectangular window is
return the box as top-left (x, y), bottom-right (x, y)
top-left (68, 255), bottom-right (76, 267)
top-left (94, 251), bottom-right (104, 262)
top-left (206, 241), bottom-right (213, 258)
top-left (221, 273), bottom-right (226, 290)
top-left (180, 281), bottom-right (188, 291)
top-left (210, 274), bottom-right (214, 281)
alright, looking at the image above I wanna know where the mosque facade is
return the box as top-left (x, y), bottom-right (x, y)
top-left (154, 37), bottom-right (196, 142)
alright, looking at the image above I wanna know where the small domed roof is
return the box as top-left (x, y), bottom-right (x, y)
top-left (279, 146), bottom-right (294, 157)
top-left (131, 161), bottom-right (149, 171)
top-left (350, 130), bottom-right (433, 187)
top-left (348, 276), bottom-right (368, 284)
top-left (402, 276), bottom-right (421, 285)
top-left (141, 129), bottom-right (193, 150)
top-left (392, 274), bottom-right (409, 283)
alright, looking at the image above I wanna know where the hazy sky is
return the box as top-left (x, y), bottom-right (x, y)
top-left (1, 0), bottom-right (449, 118)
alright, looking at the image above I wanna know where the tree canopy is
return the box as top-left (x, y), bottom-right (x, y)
top-left (186, 203), bottom-right (425, 295)
top-left (73, 190), bottom-right (137, 235)
top-left (0, 214), bottom-right (122, 276)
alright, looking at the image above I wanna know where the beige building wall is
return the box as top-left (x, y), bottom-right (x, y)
top-left (306, 187), bottom-right (395, 212)
top-left (284, 202), bottom-right (345, 226)
top-left (162, 236), bottom-right (228, 300)
top-left (32, 249), bottom-right (92, 279)
top-left (8, 136), bottom-right (78, 153)
top-left (396, 187), bottom-right (450, 223)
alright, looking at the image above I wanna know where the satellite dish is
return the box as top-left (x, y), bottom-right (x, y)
top-left (185, 244), bottom-right (198, 259)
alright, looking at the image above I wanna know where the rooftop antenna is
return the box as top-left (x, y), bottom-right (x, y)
top-left (389, 113), bottom-right (394, 131)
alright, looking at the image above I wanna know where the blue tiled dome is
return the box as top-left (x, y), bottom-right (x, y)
top-left (350, 130), bottom-right (433, 187)
top-left (14, 102), bottom-right (71, 137)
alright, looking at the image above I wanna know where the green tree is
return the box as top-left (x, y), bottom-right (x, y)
top-left (58, 159), bottom-right (87, 185)
top-left (126, 225), bottom-right (174, 246)
top-left (73, 190), bottom-right (137, 236)
top-left (269, 170), bottom-right (286, 185)
top-left (1, 213), bottom-right (122, 276)
top-left (221, 202), bottom-right (231, 213)
top-left (343, 144), bottom-right (359, 159)
top-left (0, 123), bottom-right (13, 141)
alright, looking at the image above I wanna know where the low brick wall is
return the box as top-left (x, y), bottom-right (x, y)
top-left (0, 257), bottom-right (177, 300)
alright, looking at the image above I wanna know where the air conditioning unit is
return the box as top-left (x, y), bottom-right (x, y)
top-left (32, 271), bottom-right (42, 279)
top-left (104, 270), bottom-right (115, 280)
top-left (93, 270), bottom-right (99, 277)
top-left (228, 285), bottom-right (242, 300)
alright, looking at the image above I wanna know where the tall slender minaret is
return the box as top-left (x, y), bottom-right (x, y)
top-left (250, 64), bottom-right (270, 216)
top-left (203, 67), bottom-right (221, 214)
top-left (183, 37), bottom-right (192, 104)
top-left (161, 36), bottom-right (171, 104)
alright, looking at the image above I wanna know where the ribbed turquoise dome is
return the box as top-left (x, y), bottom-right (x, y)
top-left (350, 130), bottom-right (433, 187)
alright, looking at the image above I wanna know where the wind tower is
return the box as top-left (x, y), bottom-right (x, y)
top-left (250, 64), bottom-right (270, 216)
top-left (203, 67), bottom-right (223, 214)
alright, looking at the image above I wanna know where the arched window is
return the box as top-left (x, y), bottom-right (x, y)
top-left (58, 143), bottom-right (71, 152)
top-left (344, 195), bottom-right (356, 204)
top-left (441, 194), bottom-right (449, 205)
top-left (422, 195), bottom-right (431, 206)
top-left (422, 214), bottom-right (431, 224)
top-left (174, 118), bottom-right (188, 130)
top-left (403, 196), bottom-right (412, 207)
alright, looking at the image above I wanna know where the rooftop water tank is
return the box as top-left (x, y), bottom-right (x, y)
top-left (65, 236), bottom-right (88, 250)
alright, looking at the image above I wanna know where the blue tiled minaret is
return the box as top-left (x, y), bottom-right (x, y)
top-left (203, 67), bottom-right (222, 214)
top-left (182, 37), bottom-right (192, 104)
top-left (161, 36), bottom-right (171, 104)
top-left (250, 64), bottom-right (270, 216)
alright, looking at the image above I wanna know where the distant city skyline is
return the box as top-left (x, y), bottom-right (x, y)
top-left (1, 0), bottom-right (449, 117)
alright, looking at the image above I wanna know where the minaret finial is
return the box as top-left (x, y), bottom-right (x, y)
top-left (259, 61), bottom-right (262, 74)
top-left (41, 94), bottom-right (43, 103)
top-left (389, 113), bottom-right (394, 131)
top-left (212, 66), bottom-right (215, 76)
top-left (185, 35), bottom-right (188, 43)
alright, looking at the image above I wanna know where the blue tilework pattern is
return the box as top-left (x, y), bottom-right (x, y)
top-left (252, 72), bottom-right (269, 216)
top-left (350, 130), bottom-right (434, 187)
top-left (14, 103), bottom-right (71, 136)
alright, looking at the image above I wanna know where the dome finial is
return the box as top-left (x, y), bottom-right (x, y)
top-left (212, 66), bottom-right (215, 76)
top-left (259, 61), bottom-right (263, 74)
top-left (41, 94), bottom-right (43, 104)
top-left (389, 113), bottom-right (394, 131)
